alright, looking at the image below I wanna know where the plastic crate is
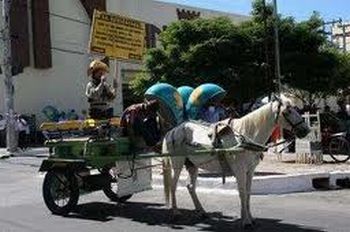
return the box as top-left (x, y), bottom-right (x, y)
top-left (86, 137), bottom-right (131, 157)
top-left (49, 137), bottom-right (131, 159)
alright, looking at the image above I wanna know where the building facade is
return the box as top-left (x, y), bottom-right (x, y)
top-left (332, 23), bottom-right (350, 52)
top-left (0, 0), bottom-right (248, 123)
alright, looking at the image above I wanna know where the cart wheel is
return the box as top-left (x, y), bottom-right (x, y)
top-left (103, 184), bottom-right (133, 203)
top-left (102, 167), bottom-right (132, 203)
top-left (329, 136), bottom-right (350, 163)
top-left (42, 170), bottom-right (79, 215)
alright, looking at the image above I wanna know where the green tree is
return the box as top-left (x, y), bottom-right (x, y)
top-left (131, 0), bottom-right (350, 106)
top-left (131, 17), bottom-right (269, 104)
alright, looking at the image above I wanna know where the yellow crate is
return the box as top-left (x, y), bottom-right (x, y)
top-left (56, 120), bottom-right (83, 131)
top-left (40, 122), bottom-right (58, 131)
top-left (40, 117), bottom-right (121, 132)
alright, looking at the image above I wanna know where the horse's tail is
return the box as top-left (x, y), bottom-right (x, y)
top-left (162, 156), bottom-right (172, 207)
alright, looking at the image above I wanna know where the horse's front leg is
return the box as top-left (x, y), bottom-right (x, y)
top-left (236, 170), bottom-right (254, 229)
top-left (246, 168), bottom-right (255, 224)
top-left (186, 165), bottom-right (206, 217)
top-left (246, 154), bottom-right (261, 224)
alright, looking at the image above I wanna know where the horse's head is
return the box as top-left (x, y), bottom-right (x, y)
top-left (273, 94), bottom-right (310, 139)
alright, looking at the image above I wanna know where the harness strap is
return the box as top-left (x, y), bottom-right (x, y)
top-left (212, 119), bottom-right (235, 184)
top-left (217, 151), bottom-right (233, 184)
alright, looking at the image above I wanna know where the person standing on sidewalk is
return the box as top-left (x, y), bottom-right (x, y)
top-left (0, 114), bottom-right (6, 147)
top-left (85, 60), bottom-right (116, 120)
top-left (15, 115), bottom-right (30, 150)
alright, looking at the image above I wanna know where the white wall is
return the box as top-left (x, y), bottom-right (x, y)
top-left (107, 0), bottom-right (249, 29)
top-left (0, 0), bottom-right (248, 123)
top-left (0, 0), bottom-right (93, 122)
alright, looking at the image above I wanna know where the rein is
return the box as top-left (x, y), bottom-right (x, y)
top-left (214, 100), bottom-right (298, 153)
top-left (273, 94), bottom-right (305, 132)
top-left (274, 100), bottom-right (282, 124)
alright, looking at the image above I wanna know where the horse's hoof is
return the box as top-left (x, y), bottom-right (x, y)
top-left (242, 223), bottom-right (255, 231)
top-left (170, 209), bottom-right (182, 221)
top-left (247, 217), bottom-right (256, 225)
top-left (251, 219), bottom-right (257, 226)
top-left (194, 210), bottom-right (208, 219)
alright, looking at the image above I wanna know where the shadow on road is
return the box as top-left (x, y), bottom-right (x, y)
top-left (65, 201), bottom-right (325, 232)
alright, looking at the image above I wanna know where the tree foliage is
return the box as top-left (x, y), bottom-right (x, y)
top-left (130, 0), bottom-right (350, 105)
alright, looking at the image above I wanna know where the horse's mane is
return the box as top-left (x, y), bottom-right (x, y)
top-left (239, 102), bottom-right (273, 123)
top-left (232, 102), bottom-right (276, 143)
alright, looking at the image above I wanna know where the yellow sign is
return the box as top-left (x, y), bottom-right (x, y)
top-left (89, 10), bottom-right (146, 61)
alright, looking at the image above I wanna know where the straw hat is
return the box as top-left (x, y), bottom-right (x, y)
top-left (87, 59), bottom-right (109, 76)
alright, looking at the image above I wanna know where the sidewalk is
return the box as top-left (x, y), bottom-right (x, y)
top-left (0, 147), bottom-right (49, 158)
top-left (152, 152), bottom-right (350, 194)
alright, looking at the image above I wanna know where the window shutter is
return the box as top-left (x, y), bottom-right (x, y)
top-left (10, 0), bottom-right (30, 74)
top-left (31, 0), bottom-right (52, 69)
top-left (145, 24), bottom-right (161, 48)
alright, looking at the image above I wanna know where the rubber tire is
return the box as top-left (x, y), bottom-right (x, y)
top-left (102, 186), bottom-right (133, 203)
top-left (329, 136), bottom-right (350, 163)
top-left (101, 167), bottom-right (132, 203)
top-left (43, 170), bottom-right (79, 215)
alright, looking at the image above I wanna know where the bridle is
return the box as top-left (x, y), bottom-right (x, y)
top-left (274, 98), bottom-right (305, 133)
top-left (281, 109), bottom-right (305, 133)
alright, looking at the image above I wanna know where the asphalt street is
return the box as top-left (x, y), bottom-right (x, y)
top-left (1, 157), bottom-right (350, 232)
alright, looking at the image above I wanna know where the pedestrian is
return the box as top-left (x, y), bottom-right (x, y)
top-left (85, 59), bottom-right (116, 120)
top-left (0, 114), bottom-right (6, 147)
top-left (16, 115), bottom-right (30, 150)
top-left (79, 109), bottom-right (88, 120)
top-left (199, 102), bottom-right (223, 123)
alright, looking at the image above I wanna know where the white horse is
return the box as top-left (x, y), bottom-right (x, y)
top-left (162, 95), bottom-right (310, 228)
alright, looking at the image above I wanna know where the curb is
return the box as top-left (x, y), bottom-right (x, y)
top-left (0, 148), bottom-right (49, 158)
top-left (2, 151), bottom-right (349, 194)
top-left (151, 171), bottom-right (350, 194)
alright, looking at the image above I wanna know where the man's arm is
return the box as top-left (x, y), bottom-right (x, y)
top-left (103, 82), bottom-right (116, 100)
top-left (85, 81), bottom-right (104, 99)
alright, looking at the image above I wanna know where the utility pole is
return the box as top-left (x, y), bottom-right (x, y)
top-left (1, 0), bottom-right (17, 155)
top-left (262, 0), bottom-right (271, 91)
top-left (272, 0), bottom-right (282, 93)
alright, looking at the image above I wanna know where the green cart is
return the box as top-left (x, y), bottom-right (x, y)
top-left (38, 117), bottom-right (262, 216)
top-left (39, 135), bottom-right (156, 215)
